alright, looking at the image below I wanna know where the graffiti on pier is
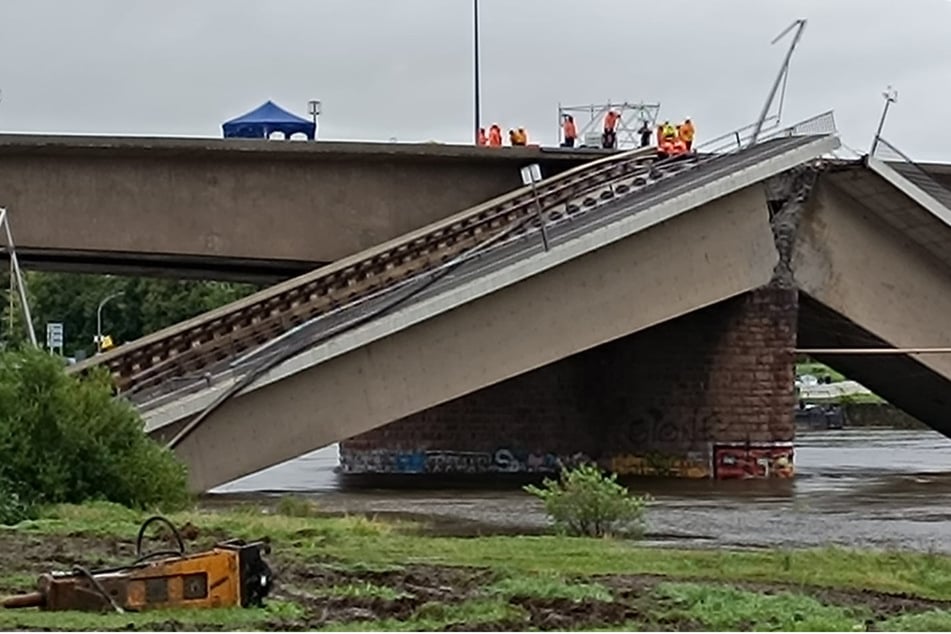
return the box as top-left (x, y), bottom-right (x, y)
top-left (339, 447), bottom-right (592, 475)
top-left (606, 452), bottom-right (710, 478)
top-left (713, 443), bottom-right (794, 479)
top-left (622, 407), bottom-right (719, 448)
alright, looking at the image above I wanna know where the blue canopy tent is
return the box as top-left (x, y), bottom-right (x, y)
top-left (222, 100), bottom-right (316, 140)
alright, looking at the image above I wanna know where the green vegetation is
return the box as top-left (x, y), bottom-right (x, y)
top-left (0, 601), bottom-right (303, 631)
top-left (313, 581), bottom-right (412, 601)
top-left (1, 271), bottom-right (259, 357)
top-left (524, 464), bottom-right (649, 537)
top-left (655, 582), bottom-right (866, 631)
top-left (275, 494), bottom-right (322, 518)
top-left (0, 349), bottom-right (189, 522)
top-left (880, 609), bottom-right (951, 631)
top-left (487, 572), bottom-right (613, 602)
top-left (3, 503), bottom-right (951, 630)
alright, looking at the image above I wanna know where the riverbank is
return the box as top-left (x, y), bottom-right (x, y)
top-left (2, 502), bottom-right (951, 631)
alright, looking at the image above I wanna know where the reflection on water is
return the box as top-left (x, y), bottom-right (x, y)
top-left (212, 428), bottom-right (951, 552)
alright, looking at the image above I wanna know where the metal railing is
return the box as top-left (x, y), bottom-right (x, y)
top-left (136, 110), bottom-right (840, 414)
top-left (871, 137), bottom-right (951, 212)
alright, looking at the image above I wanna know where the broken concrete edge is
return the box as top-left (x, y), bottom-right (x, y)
top-left (769, 165), bottom-right (822, 289)
top-left (141, 135), bottom-right (840, 433)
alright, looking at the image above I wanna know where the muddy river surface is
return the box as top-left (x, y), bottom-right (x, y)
top-left (212, 428), bottom-right (951, 552)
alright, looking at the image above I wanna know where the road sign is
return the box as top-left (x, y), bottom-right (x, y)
top-left (46, 322), bottom-right (64, 352)
top-left (520, 163), bottom-right (542, 186)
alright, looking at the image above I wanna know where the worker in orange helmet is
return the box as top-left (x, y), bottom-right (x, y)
top-left (562, 115), bottom-right (577, 148)
top-left (476, 127), bottom-right (487, 146)
top-left (679, 117), bottom-right (695, 152)
top-left (488, 124), bottom-right (502, 147)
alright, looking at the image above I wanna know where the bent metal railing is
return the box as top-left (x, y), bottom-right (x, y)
top-left (132, 111), bottom-right (839, 421)
top-left (871, 137), bottom-right (951, 212)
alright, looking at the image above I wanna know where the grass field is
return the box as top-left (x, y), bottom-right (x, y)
top-left (1, 501), bottom-right (950, 630)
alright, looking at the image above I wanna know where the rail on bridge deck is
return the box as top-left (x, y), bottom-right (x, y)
top-left (65, 112), bottom-right (840, 491)
top-left (794, 135), bottom-right (951, 437)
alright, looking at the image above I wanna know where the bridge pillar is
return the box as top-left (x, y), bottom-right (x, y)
top-left (339, 286), bottom-right (798, 479)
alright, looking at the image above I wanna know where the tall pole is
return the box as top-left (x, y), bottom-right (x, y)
top-left (1, 208), bottom-right (37, 347)
top-left (96, 291), bottom-right (122, 353)
top-left (473, 0), bottom-right (481, 143)
top-left (749, 19), bottom-right (807, 147)
top-left (870, 86), bottom-right (898, 157)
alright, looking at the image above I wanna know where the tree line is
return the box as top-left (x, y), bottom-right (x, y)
top-left (1, 271), bottom-right (259, 358)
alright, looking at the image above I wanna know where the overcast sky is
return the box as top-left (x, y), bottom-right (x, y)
top-left (0, 0), bottom-right (949, 160)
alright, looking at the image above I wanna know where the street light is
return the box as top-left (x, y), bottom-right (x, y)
top-left (870, 85), bottom-right (898, 157)
top-left (96, 291), bottom-right (123, 353)
top-left (473, 0), bottom-right (481, 144)
top-left (307, 99), bottom-right (321, 140)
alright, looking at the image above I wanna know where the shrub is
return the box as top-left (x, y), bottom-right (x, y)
top-left (0, 347), bottom-right (189, 519)
top-left (0, 475), bottom-right (33, 525)
top-left (524, 464), bottom-right (649, 537)
top-left (275, 494), bottom-right (320, 518)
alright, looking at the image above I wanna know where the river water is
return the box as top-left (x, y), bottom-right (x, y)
top-left (212, 428), bottom-right (951, 552)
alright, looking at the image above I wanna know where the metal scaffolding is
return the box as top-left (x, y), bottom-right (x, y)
top-left (1, 207), bottom-right (37, 347)
top-left (557, 100), bottom-right (661, 149)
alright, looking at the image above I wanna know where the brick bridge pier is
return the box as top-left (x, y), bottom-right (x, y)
top-left (339, 285), bottom-right (798, 479)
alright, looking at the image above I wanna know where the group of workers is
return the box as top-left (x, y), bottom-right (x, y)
top-left (475, 110), bottom-right (696, 156)
top-left (477, 124), bottom-right (532, 147)
top-left (655, 118), bottom-right (695, 157)
top-left (561, 110), bottom-right (696, 157)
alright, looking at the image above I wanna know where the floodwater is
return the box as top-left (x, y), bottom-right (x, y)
top-left (212, 428), bottom-right (951, 552)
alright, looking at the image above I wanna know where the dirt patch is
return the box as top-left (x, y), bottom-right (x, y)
top-left (279, 562), bottom-right (495, 604)
top-left (512, 596), bottom-right (640, 629)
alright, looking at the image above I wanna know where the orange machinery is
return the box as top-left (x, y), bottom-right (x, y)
top-left (1, 516), bottom-right (272, 612)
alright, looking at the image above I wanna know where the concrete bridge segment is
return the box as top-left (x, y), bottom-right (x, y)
top-left (137, 135), bottom-right (839, 491)
top-left (793, 157), bottom-right (951, 436)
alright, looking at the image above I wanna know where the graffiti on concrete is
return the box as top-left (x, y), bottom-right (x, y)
top-left (339, 447), bottom-right (592, 474)
top-left (624, 407), bottom-right (718, 448)
top-left (606, 452), bottom-right (710, 478)
top-left (713, 443), bottom-right (794, 479)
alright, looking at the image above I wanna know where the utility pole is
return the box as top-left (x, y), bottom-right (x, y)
top-left (870, 85), bottom-right (898, 157)
top-left (749, 19), bottom-right (807, 147)
top-left (473, 0), bottom-right (481, 144)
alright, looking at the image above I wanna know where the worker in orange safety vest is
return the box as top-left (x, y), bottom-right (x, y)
top-left (562, 115), bottom-right (577, 147)
top-left (602, 110), bottom-right (620, 149)
top-left (679, 117), bottom-right (695, 151)
top-left (476, 127), bottom-right (487, 146)
top-left (488, 124), bottom-right (502, 147)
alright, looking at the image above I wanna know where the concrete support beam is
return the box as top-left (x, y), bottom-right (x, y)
top-left (172, 185), bottom-right (779, 491)
top-left (792, 179), bottom-right (951, 432)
